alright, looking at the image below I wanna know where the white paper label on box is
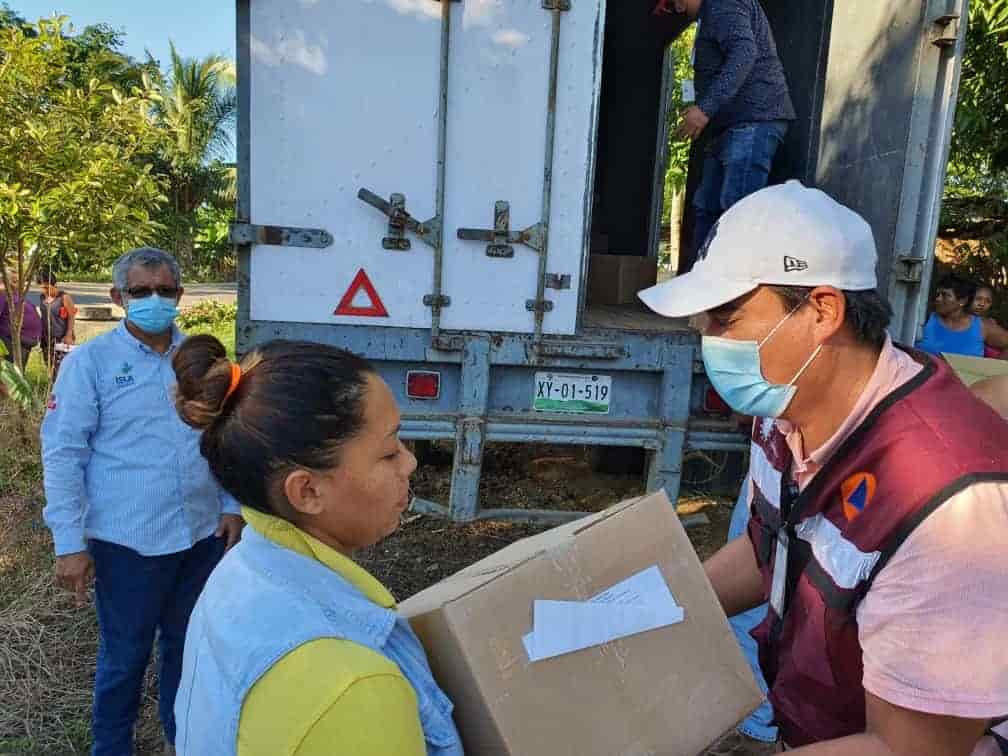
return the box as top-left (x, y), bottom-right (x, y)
top-left (522, 565), bottom-right (685, 662)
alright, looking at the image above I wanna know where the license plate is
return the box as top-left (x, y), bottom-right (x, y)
top-left (533, 372), bottom-right (612, 414)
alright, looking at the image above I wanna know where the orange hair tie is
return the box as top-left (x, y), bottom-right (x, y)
top-left (224, 362), bottom-right (242, 402)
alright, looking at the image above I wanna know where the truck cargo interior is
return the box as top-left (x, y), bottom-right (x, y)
top-left (583, 2), bottom-right (688, 325)
top-left (584, 0), bottom-right (831, 330)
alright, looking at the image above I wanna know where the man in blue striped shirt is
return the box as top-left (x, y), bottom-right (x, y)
top-left (41, 247), bottom-right (243, 756)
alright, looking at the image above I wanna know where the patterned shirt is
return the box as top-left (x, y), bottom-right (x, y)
top-left (41, 321), bottom-right (239, 557)
top-left (694, 0), bottom-right (796, 134)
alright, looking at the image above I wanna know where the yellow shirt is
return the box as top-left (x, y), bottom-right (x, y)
top-left (236, 507), bottom-right (426, 756)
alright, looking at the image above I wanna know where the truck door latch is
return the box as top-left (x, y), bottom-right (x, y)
top-left (228, 223), bottom-right (333, 249)
top-left (357, 188), bottom-right (440, 251)
top-left (457, 200), bottom-right (545, 257)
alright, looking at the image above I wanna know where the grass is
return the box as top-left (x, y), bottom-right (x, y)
top-left (0, 315), bottom-right (235, 755)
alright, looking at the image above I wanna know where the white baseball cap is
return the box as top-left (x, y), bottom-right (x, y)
top-left (638, 180), bottom-right (878, 318)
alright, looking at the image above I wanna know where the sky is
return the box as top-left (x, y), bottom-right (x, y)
top-left (14, 1), bottom-right (236, 70)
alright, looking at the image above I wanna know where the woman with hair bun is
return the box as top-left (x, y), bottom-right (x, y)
top-left (170, 335), bottom-right (463, 756)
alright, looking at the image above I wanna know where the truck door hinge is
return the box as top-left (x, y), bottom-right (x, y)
top-left (930, 14), bottom-right (960, 48)
top-left (457, 201), bottom-right (545, 256)
top-left (228, 223), bottom-right (333, 248)
top-left (423, 294), bottom-right (452, 309)
top-left (894, 255), bottom-right (927, 284)
top-left (357, 188), bottom-right (440, 250)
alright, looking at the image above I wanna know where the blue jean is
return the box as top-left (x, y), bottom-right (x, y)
top-left (89, 535), bottom-right (225, 755)
top-left (692, 120), bottom-right (788, 259)
top-left (727, 483), bottom-right (778, 743)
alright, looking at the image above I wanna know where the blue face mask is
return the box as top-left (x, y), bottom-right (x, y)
top-left (126, 294), bottom-right (179, 334)
top-left (700, 305), bottom-right (822, 419)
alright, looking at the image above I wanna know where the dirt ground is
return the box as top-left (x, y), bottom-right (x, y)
top-left (358, 442), bottom-right (735, 600)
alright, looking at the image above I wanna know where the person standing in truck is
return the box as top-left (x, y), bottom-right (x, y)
top-left (639, 181), bottom-right (1008, 756)
top-left (656, 0), bottom-right (796, 264)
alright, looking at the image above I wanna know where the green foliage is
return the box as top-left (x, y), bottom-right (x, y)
top-left (177, 300), bottom-right (237, 330)
top-left (0, 340), bottom-right (40, 411)
top-left (940, 234), bottom-right (1008, 321)
top-left (947, 0), bottom-right (1008, 193)
top-left (150, 43), bottom-right (237, 275)
top-left (663, 26), bottom-right (696, 204)
top-left (0, 16), bottom-right (166, 370)
top-left (0, 3), bottom-right (25, 29)
top-left (191, 204), bottom-right (236, 281)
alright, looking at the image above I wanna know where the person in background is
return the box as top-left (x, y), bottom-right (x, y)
top-left (972, 284), bottom-right (995, 319)
top-left (971, 285), bottom-right (1003, 358)
top-left (37, 270), bottom-right (77, 377)
top-left (917, 274), bottom-right (1008, 357)
top-left (0, 268), bottom-right (43, 365)
top-left (656, 0), bottom-right (796, 264)
top-left (171, 336), bottom-right (463, 756)
top-left (41, 247), bottom-right (243, 756)
top-left (639, 181), bottom-right (1008, 755)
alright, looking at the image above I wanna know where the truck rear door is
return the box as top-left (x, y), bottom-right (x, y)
top-left (244, 1), bottom-right (605, 337)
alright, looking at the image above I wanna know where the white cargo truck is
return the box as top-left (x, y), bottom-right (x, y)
top-left (232, 0), bottom-right (967, 521)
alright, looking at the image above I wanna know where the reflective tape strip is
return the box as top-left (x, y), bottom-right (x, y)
top-left (795, 514), bottom-right (881, 590)
top-left (750, 441), bottom-right (783, 511)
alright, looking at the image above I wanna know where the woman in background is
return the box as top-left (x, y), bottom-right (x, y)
top-left (917, 275), bottom-right (1008, 357)
top-left (971, 284), bottom-right (1004, 358)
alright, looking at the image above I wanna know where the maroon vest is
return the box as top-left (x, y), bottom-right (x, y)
top-left (746, 350), bottom-right (1008, 747)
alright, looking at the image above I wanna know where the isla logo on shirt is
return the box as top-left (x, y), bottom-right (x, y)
top-left (115, 362), bottom-right (135, 387)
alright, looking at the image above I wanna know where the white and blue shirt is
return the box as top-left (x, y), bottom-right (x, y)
top-left (41, 321), bottom-right (239, 557)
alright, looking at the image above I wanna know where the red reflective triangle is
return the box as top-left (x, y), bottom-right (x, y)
top-left (334, 269), bottom-right (389, 317)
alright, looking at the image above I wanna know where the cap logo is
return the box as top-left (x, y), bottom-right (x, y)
top-left (783, 256), bottom-right (808, 273)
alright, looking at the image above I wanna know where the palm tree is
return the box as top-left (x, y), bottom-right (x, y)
top-left (151, 42), bottom-right (236, 267)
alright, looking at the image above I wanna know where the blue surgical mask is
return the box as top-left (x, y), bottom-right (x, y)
top-left (126, 294), bottom-right (179, 334)
top-left (700, 305), bottom-right (822, 418)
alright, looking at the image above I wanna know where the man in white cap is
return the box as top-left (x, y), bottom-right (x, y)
top-left (640, 181), bottom-right (1008, 755)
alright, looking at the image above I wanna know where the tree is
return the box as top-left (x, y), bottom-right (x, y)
top-left (947, 0), bottom-right (1008, 197)
top-left (151, 42), bottom-right (236, 270)
top-left (661, 26), bottom-right (696, 270)
top-left (0, 17), bottom-right (165, 371)
top-left (62, 22), bottom-right (160, 95)
top-left (0, 3), bottom-right (25, 30)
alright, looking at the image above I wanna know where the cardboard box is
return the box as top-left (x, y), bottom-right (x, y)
top-left (586, 253), bottom-right (659, 306)
top-left (400, 493), bottom-right (762, 756)
top-left (943, 352), bottom-right (1008, 386)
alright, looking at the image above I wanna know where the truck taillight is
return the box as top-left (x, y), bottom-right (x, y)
top-left (406, 370), bottom-right (441, 400)
top-left (704, 386), bottom-right (732, 416)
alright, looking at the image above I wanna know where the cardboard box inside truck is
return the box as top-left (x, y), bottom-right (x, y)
top-left (586, 253), bottom-right (659, 306)
top-left (399, 492), bottom-right (762, 756)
